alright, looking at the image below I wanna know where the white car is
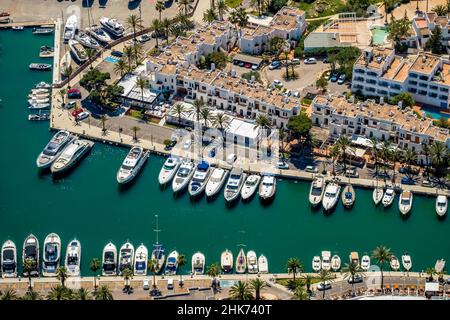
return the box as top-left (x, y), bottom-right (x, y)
top-left (182, 139), bottom-right (192, 150)
top-left (276, 161), bottom-right (289, 169)
top-left (305, 165), bottom-right (318, 173)
top-left (291, 58), bottom-right (301, 65)
top-left (143, 279), bottom-right (149, 290)
top-left (138, 34), bottom-right (151, 43)
top-left (273, 79), bottom-right (283, 87)
top-left (337, 74), bottom-right (346, 84)
top-left (227, 153), bottom-right (237, 164)
top-left (304, 58), bottom-right (317, 64)
top-left (76, 111), bottom-right (90, 121)
top-left (317, 281), bottom-right (332, 291)
top-left (65, 101), bottom-right (77, 109)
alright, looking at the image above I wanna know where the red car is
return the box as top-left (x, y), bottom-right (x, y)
top-left (68, 88), bottom-right (80, 94)
top-left (71, 108), bottom-right (84, 117)
top-left (244, 63), bottom-right (252, 69)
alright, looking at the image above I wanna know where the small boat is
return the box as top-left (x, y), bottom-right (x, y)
top-left (158, 156), bottom-right (180, 185)
top-left (221, 249), bottom-right (233, 273)
top-left (436, 195), bottom-right (447, 217)
top-left (60, 51), bottom-right (72, 75)
top-left (205, 168), bottom-right (228, 197)
top-left (12, 26), bottom-right (24, 30)
top-left (398, 190), bottom-right (413, 215)
top-left (65, 239), bottom-right (81, 277)
top-left (247, 250), bottom-right (258, 274)
top-left (435, 259), bottom-right (446, 273)
top-left (116, 146), bottom-right (149, 184)
top-left (361, 255), bottom-right (370, 271)
top-left (50, 139), bottom-right (94, 174)
top-left (63, 14), bottom-right (78, 43)
top-left (102, 242), bottom-right (117, 276)
top-left (390, 256), bottom-right (400, 271)
top-left (235, 249), bottom-right (246, 274)
top-left (30, 88), bottom-right (49, 95)
top-left (28, 92), bottom-right (50, 99)
top-left (382, 188), bottom-right (395, 207)
top-left (133, 244), bottom-right (148, 276)
top-left (28, 113), bottom-right (50, 121)
top-left (86, 25), bottom-right (112, 43)
top-left (118, 242), bottom-right (135, 274)
top-left (241, 174), bottom-right (261, 200)
top-left (331, 255), bottom-right (341, 272)
top-left (28, 97), bottom-right (50, 104)
top-left (172, 160), bottom-right (195, 193)
top-left (99, 17), bottom-right (125, 38)
top-left (341, 184), bottom-right (355, 208)
top-left (224, 168), bottom-right (246, 202)
top-left (42, 233), bottom-right (61, 277)
top-left (188, 161), bottom-right (211, 197)
top-left (321, 251), bottom-right (331, 271)
top-left (35, 81), bottom-right (51, 89)
top-left (32, 27), bottom-right (53, 35)
top-left (29, 63), bottom-right (52, 71)
top-left (68, 39), bottom-right (88, 63)
top-left (39, 46), bottom-right (54, 58)
top-left (258, 255), bottom-right (268, 273)
top-left (349, 252), bottom-right (359, 269)
top-left (309, 175), bottom-right (325, 207)
top-left (312, 255), bottom-right (321, 272)
top-left (1, 240), bottom-right (17, 278)
top-left (75, 31), bottom-right (101, 49)
top-left (29, 102), bottom-right (50, 110)
top-left (151, 244), bottom-right (165, 274)
top-left (373, 187), bottom-right (384, 205)
top-left (322, 182), bottom-right (341, 211)
top-left (164, 250), bottom-right (179, 275)
top-left (36, 130), bottom-right (73, 169)
top-left (259, 175), bottom-right (276, 201)
top-left (22, 234), bottom-right (40, 277)
top-left (401, 253), bottom-right (412, 271)
top-left (191, 252), bottom-right (205, 275)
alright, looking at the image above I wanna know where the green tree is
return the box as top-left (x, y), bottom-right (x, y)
top-left (316, 76), bottom-right (328, 92)
top-left (425, 26), bottom-right (445, 54)
top-left (430, 141), bottom-right (448, 175)
top-left (207, 263), bottom-right (220, 278)
top-left (150, 19), bottom-right (161, 49)
top-left (177, 254), bottom-right (187, 285)
top-left (211, 112), bottom-right (231, 131)
top-left (58, 88), bottom-right (67, 108)
top-left (388, 14), bottom-right (411, 46)
top-left (372, 245), bottom-right (393, 290)
top-left (94, 285), bottom-right (114, 300)
top-left (170, 103), bottom-right (188, 125)
top-left (216, 0), bottom-right (229, 21)
top-left (126, 14), bottom-right (143, 41)
top-left (85, 48), bottom-right (97, 69)
top-left (62, 64), bottom-right (73, 89)
top-left (190, 99), bottom-right (206, 123)
top-left (147, 259), bottom-right (158, 290)
top-left (432, 4), bottom-right (447, 16)
top-left (369, 137), bottom-right (380, 176)
top-left (1, 288), bottom-right (18, 300)
top-left (336, 135), bottom-right (352, 172)
top-left (121, 268), bottom-right (133, 291)
top-left (380, 140), bottom-right (392, 176)
top-left (342, 261), bottom-right (365, 296)
top-left (249, 278), bottom-right (266, 300)
top-left (23, 258), bottom-right (37, 291)
top-left (391, 92), bottom-right (414, 108)
top-left (203, 8), bottom-right (218, 23)
top-left (161, 17), bottom-right (172, 45)
top-left (317, 269), bottom-right (334, 300)
top-left (47, 285), bottom-right (72, 300)
top-left (178, 0), bottom-right (194, 15)
top-left (200, 107), bottom-right (213, 127)
top-left (90, 258), bottom-right (100, 292)
top-left (286, 257), bottom-right (303, 282)
top-left (56, 266), bottom-right (68, 287)
top-left (132, 126), bottom-right (141, 142)
top-left (293, 284), bottom-right (309, 300)
top-left (390, 149), bottom-right (403, 183)
top-left (22, 290), bottom-right (41, 300)
top-left (301, 273), bottom-right (314, 295)
top-left (74, 288), bottom-right (92, 300)
top-left (155, 0), bottom-right (166, 22)
top-left (228, 281), bottom-right (253, 300)
top-left (330, 144), bottom-right (340, 176)
top-left (425, 267), bottom-right (437, 281)
top-left (135, 76), bottom-right (149, 110)
top-left (403, 148), bottom-right (417, 175)
top-left (287, 112), bottom-right (312, 140)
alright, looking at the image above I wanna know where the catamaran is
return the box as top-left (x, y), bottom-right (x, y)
top-left (221, 249), bottom-right (233, 273)
top-left (86, 25), bottom-right (112, 43)
top-left (322, 182), bottom-right (341, 211)
top-left (68, 39), bottom-right (88, 63)
top-left (321, 251), bottom-right (331, 271)
top-left (259, 175), bottom-right (276, 201)
top-left (361, 255), bottom-right (371, 271)
top-left (1, 240), bottom-right (17, 278)
top-left (188, 161), bottom-right (211, 197)
top-left (158, 157), bottom-right (180, 185)
top-left (331, 254), bottom-right (341, 271)
top-left (399, 190), bottom-right (413, 215)
top-left (118, 242), bottom-right (135, 274)
top-left (258, 255), bottom-right (268, 273)
top-left (75, 31), bottom-right (101, 49)
top-left (235, 249), bottom-right (246, 274)
top-left (191, 252), bottom-right (205, 275)
top-left (164, 250), bottom-right (179, 275)
top-left (312, 256), bottom-right (321, 272)
top-left (224, 168), bottom-right (246, 202)
top-left (205, 168), bottom-right (228, 198)
top-left (151, 215), bottom-right (165, 274)
top-left (22, 234), bottom-right (39, 277)
top-left (172, 160), bottom-right (195, 193)
top-left (309, 175), bottom-right (325, 207)
top-left (390, 256), bottom-right (400, 270)
top-left (134, 244), bottom-right (148, 276)
top-left (382, 188), bottom-right (395, 207)
top-left (436, 195), bottom-right (447, 217)
top-left (401, 253), bottom-right (412, 271)
top-left (36, 130), bottom-right (73, 169)
top-left (341, 184), bottom-right (355, 208)
top-left (116, 146), bottom-right (149, 184)
top-left (241, 175), bottom-right (261, 200)
top-left (247, 250), bottom-right (258, 274)
top-left (102, 242), bottom-right (117, 276)
top-left (50, 139), bottom-right (94, 174)
top-left (65, 239), bottom-right (81, 277)
top-left (63, 14), bottom-right (78, 43)
top-left (42, 233), bottom-right (61, 277)
top-left (99, 17), bottom-right (125, 38)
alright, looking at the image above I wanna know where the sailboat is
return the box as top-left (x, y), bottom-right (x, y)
top-left (235, 248), bottom-right (246, 274)
top-left (221, 249), bottom-right (233, 273)
top-left (151, 215), bottom-right (165, 274)
top-left (373, 180), bottom-right (384, 205)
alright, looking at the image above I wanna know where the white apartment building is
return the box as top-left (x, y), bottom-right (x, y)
top-left (412, 12), bottom-right (450, 50)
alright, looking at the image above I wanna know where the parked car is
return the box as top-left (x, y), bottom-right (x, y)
top-left (276, 161), bottom-right (289, 169)
top-left (226, 153), bottom-right (237, 164)
top-left (65, 101), bottom-right (77, 109)
top-left (182, 139), bottom-right (192, 150)
top-left (71, 108), bottom-right (84, 117)
top-left (401, 176), bottom-right (415, 185)
top-left (142, 279), bottom-right (150, 290)
top-left (324, 71), bottom-right (331, 80)
top-left (291, 58), bottom-right (301, 65)
top-left (138, 34), bottom-right (151, 43)
top-left (345, 168), bottom-right (359, 178)
top-left (167, 278), bottom-right (174, 290)
top-left (330, 73), bottom-right (339, 82)
top-left (233, 59), bottom-right (240, 65)
top-left (76, 111), bottom-right (90, 121)
top-left (305, 165), bottom-right (318, 173)
top-left (337, 74), bottom-right (346, 84)
top-left (269, 60), bottom-right (282, 70)
top-left (164, 139), bottom-right (177, 151)
top-left (251, 64), bottom-right (259, 71)
top-left (304, 57), bottom-right (317, 64)
top-left (292, 91), bottom-right (300, 98)
top-left (111, 50), bottom-right (123, 57)
top-left (244, 63), bottom-right (252, 69)
top-left (347, 274), bottom-right (364, 284)
top-left (284, 89), bottom-right (291, 97)
top-left (273, 79), bottom-right (283, 87)
top-left (238, 62), bottom-right (245, 67)
top-left (421, 179), bottom-right (433, 187)
top-left (317, 281), bottom-right (332, 291)
top-left (68, 88), bottom-right (81, 99)
top-left (208, 147), bottom-right (216, 158)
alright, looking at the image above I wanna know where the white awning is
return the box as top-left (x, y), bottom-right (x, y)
top-left (425, 282), bottom-right (439, 292)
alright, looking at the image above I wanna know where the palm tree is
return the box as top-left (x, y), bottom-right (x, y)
top-left (229, 9), bottom-right (240, 34)
top-left (293, 284), bottom-right (309, 300)
top-left (206, 263), bottom-right (220, 278)
top-left (380, 140), bottom-right (392, 176)
top-left (369, 137), bottom-right (380, 176)
top-left (62, 65), bottom-right (73, 89)
top-left (85, 48), bottom-right (97, 69)
top-left (23, 258), bottom-right (37, 291)
top-left (147, 259), bottom-right (158, 290)
top-left (90, 258), bottom-right (100, 292)
top-left (403, 148), bottom-right (417, 176)
top-left (1, 288), bottom-right (18, 300)
top-left (190, 99), bottom-right (205, 123)
top-left (249, 278), bottom-right (266, 300)
top-left (200, 107), bottom-right (212, 127)
top-left (372, 245), bottom-right (393, 290)
top-left (178, 0), bottom-right (194, 15)
top-left (121, 268), bottom-right (133, 290)
top-left (155, 0), bottom-right (166, 22)
top-left (203, 8), bottom-right (218, 23)
top-left (430, 141), bottom-right (448, 175)
top-left (216, 0), bottom-right (229, 21)
top-left (56, 266), bottom-right (68, 287)
top-left (342, 261), bottom-right (365, 296)
top-left (132, 126), bottom-right (141, 142)
top-left (22, 290), bottom-right (41, 300)
top-left (94, 285), bottom-right (114, 300)
top-left (132, 42), bottom-right (144, 66)
top-left (47, 285), bottom-right (72, 300)
top-left (301, 273), bottom-right (314, 295)
top-left (150, 19), bottom-right (161, 48)
top-left (114, 58), bottom-right (128, 78)
top-left (126, 14), bottom-right (143, 41)
top-left (74, 288), bottom-right (92, 300)
top-left (211, 112), bottom-right (231, 131)
top-left (135, 76), bottom-right (149, 110)
top-left (421, 143), bottom-right (431, 175)
top-left (317, 269), bottom-right (334, 300)
top-left (255, 114), bottom-right (272, 134)
top-left (425, 267), bottom-right (437, 281)
top-left (177, 254), bottom-right (187, 285)
top-left (123, 46), bottom-right (134, 71)
top-left (100, 115), bottom-right (108, 135)
top-left (170, 103), bottom-right (188, 125)
top-left (330, 144), bottom-right (340, 176)
top-left (237, 6), bottom-right (248, 30)
top-left (58, 88), bottom-right (67, 108)
top-left (336, 135), bottom-right (351, 172)
top-left (228, 281), bottom-right (253, 300)
top-left (161, 18), bottom-right (172, 45)
top-left (390, 149), bottom-right (403, 183)
top-left (286, 257), bottom-right (303, 282)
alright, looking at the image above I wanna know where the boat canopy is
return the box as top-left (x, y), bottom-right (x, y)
top-left (197, 161), bottom-right (209, 171)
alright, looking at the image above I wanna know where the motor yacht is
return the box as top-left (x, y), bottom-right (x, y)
top-left (164, 250), bottom-right (179, 275)
top-left (221, 249), bottom-right (233, 273)
top-left (36, 130), bottom-right (73, 169)
top-left (99, 17), bottom-right (125, 38)
top-left (247, 250), bottom-right (258, 274)
top-left (436, 195), bottom-right (447, 217)
top-left (402, 253), bottom-right (412, 271)
top-left (158, 156), bottom-right (180, 185)
top-left (235, 249), bottom-right (246, 274)
top-left (241, 174), bottom-right (261, 200)
top-left (188, 161), bottom-right (211, 197)
top-left (399, 190), bottom-right (413, 215)
top-left (29, 63), bottom-right (52, 71)
top-left (75, 31), bottom-right (100, 49)
top-left (191, 252), bottom-right (205, 275)
top-left (258, 255), bottom-right (268, 273)
top-left (134, 244), bottom-right (148, 276)
top-left (312, 256), bottom-right (321, 272)
top-left (42, 233), bottom-right (61, 277)
top-left (68, 39), bottom-right (88, 63)
top-left (309, 175), bottom-right (325, 207)
top-left (382, 188), bottom-right (395, 207)
top-left (102, 242), bottom-right (117, 276)
top-left (361, 255), bottom-right (370, 271)
top-left (22, 234), bottom-right (39, 277)
top-left (35, 81), bottom-right (51, 89)
top-left (116, 146), bottom-right (149, 184)
top-left (390, 256), bottom-right (400, 270)
top-left (65, 239), bottom-right (81, 276)
top-left (118, 242), bottom-right (134, 274)
top-left (322, 182), bottom-right (341, 211)
top-left (29, 102), bottom-right (50, 110)
top-left (331, 255), bottom-right (341, 272)
top-left (205, 168), bottom-right (228, 198)
top-left (1, 240), bottom-right (17, 278)
top-left (63, 14), bottom-right (78, 43)
top-left (321, 251), bottom-right (331, 271)
top-left (259, 175), bottom-right (276, 201)
top-left (50, 139), bottom-right (94, 174)
top-left (224, 168), bottom-right (246, 202)
top-left (172, 160), bottom-right (195, 193)
top-left (86, 25), bottom-right (111, 43)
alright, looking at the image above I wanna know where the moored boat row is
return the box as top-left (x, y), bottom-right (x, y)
top-left (220, 249), bottom-right (268, 274)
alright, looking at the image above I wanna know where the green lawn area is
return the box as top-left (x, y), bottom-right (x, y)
top-left (295, 0), bottom-right (347, 19)
top-left (225, 0), bottom-right (243, 8)
top-left (127, 109), bottom-right (142, 119)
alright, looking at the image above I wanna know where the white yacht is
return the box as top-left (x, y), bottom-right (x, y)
top-left (30, 88), bottom-right (49, 95)
top-left (42, 233), bottom-right (61, 277)
top-left (118, 242), bottom-right (134, 274)
top-left (321, 251), bottom-right (331, 271)
top-left (322, 182), bottom-right (341, 211)
top-left (133, 244), bottom-right (148, 276)
top-left (99, 17), bottom-right (125, 38)
top-left (247, 250), bottom-right (258, 274)
top-left (224, 168), bottom-right (246, 202)
top-left (102, 242), bottom-right (117, 276)
top-left (86, 25), bottom-right (112, 43)
top-left (349, 252), bottom-right (359, 269)
top-left (28, 92), bottom-right (49, 99)
top-left (35, 81), bottom-right (51, 89)
top-left (75, 31), bottom-right (100, 49)
top-left (401, 253), bottom-right (412, 271)
top-left (22, 234), bottom-right (39, 277)
top-left (205, 168), bottom-right (228, 198)
top-left (259, 175), bottom-right (276, 201)
top-left (50, 139), bottom-right (94, 174)
top-left (188, 161), bottom-right (211, 197)
top-left (29, 102), bottom-right (50, 110)
top-left (158, 157), bottom-right (180, 185)
top-left (361, 255), bottom-right (371, 271)
top-left (68, 39), bottom-right (88, 63)
top-left (312, 256), bottom-right (321, 272)
top-left (63, 14), bottom-right (78, 43)
top-left (60, 51), bottom-right (72, 75)
top-left (382, 188), bottom-right (395, 207)
top-left (241, 175), bottom-right (261, 200)
top-left (373, 187), bottom-right (384, 205)
top-left (235, 249), bottom-right (246, 274)
top-left (65, 239), bottom-right (81, 277)
top-left (36, 130), bottom-right (73, 169)
top-left (436, 195), bottom-right (447, 217)
top-left (390, 256), bottom-right (400, 270)
top-left (164, 250), bottom-right (179, 275)
top-left (172, 160), bottom-right (195, 193)
top-left (398, 190), bottom-right (413, 215)
top-left (221, 249), bottom-right (233, 273)
top-left (331, 255), bottom-right (341, 272)
top-left (191, 252), bottom-right (205, 275)
top-left (309, 175), bottom-right (325, 207)
top-left (28, 97), bottom-right (50, 104)
top-left (1, 240), bottom-right (17, 278)
top-left (258, 255), bottom-right (268, 273)
top-left (116, 146), bottom-right (149, 184)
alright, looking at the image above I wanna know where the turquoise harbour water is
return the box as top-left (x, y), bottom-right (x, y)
top-left (0, 30), bottom-right (449, 276)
